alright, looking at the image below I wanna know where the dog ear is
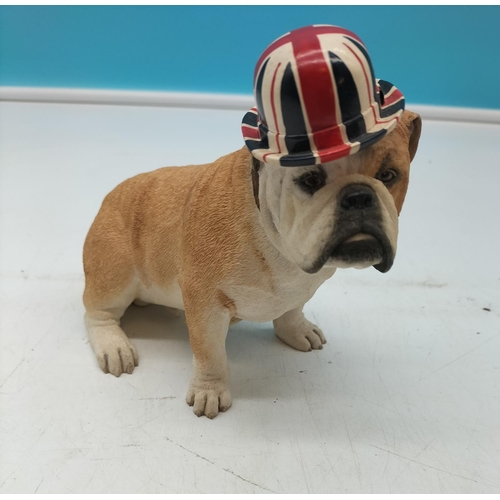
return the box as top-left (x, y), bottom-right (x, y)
top-left (403, 111), bottom-right (422, 162)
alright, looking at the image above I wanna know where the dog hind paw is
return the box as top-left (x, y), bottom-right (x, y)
top-left (89, 327), bottom-right (139, 377)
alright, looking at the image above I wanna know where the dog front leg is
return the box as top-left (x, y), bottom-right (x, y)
top-left (273, 306), bottom-right (327, 352)
top-left (184, 305), bottom-right (232, 419)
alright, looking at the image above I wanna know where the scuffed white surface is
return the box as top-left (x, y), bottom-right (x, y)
top-left (0, 102), bottom-right (499, 493)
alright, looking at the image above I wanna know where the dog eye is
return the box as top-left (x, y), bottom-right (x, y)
top-left (377, 169), bottom-right (397, 185)
top-left (295, 171), bottom-right (326, 194)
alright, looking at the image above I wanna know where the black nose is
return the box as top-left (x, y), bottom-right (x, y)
top-left (340, 186), bottom-right (374, 211)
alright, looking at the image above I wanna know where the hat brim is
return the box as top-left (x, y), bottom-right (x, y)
top-left (242, 79), bottom-right (405, 167)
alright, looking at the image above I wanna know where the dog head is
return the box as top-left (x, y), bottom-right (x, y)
top-left (256, 110), bottom-right (422, 273)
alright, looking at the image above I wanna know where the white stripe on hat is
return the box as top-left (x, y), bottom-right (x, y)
top-left (318, 33), bottom-right (357, 151)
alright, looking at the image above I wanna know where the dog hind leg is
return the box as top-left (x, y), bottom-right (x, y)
top-left (85, 315), bottom-right (138, 377)
top-left (84, 287), bottom-right (139, 377)
top-left (83, 210), bottom-right (139, 376)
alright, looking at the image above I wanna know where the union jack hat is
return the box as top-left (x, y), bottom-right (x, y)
top-left (242, 25), bottom-right (405, 167)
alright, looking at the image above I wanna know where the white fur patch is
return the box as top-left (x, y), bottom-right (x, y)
top-left (136, 280), bottom-right (185, 310)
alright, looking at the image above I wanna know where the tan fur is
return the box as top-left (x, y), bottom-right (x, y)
top-left (83, 110), bottom-right (422, 418)
top-left (380, 111), bottom-right (422, 214)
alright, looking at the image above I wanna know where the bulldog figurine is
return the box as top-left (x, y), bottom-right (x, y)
top-left (83, 25), bottom-right (421, 418)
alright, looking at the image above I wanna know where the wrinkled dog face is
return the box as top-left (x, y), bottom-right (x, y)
top-left (258, 111), bottom-right (422, 274)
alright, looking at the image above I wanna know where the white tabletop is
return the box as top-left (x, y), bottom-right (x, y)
top-left (0, 101), bottom-right (499, 493)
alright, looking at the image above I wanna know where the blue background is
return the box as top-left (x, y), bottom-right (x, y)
top-left (1, 5), bottom-right (499, 109)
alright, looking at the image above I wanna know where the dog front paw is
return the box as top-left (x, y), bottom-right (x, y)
top-left (274, 318), bottom-right (326, 352)
top-left (186, 379), bottom-right (232, 419)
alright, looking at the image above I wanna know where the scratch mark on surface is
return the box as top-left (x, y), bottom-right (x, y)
top-left (419, 333), bottom-right (500, 381)
top-left (370, 445), bottom-right (479, 483)
top-left (164, 436), bottom-right (215, 466)
top-left (34, 477), bottom-right (43, 493)
top-left (416, 438), bottom-right (435, 458)
top-left (318, 414), bottom-right (371, 490)
top-left (220, 467), bottom-right (276, 493)
top-left (83, 470), bottom-right (97, 493)
top-left (164, 436), bottom-right (275, 493)
top-left (468, 434), bottom-right (500, 483)
top-left (297, 445), bottom-right (310, 493)
top-left (300, 378), bottom-right (343, 493)
top-left (0, 359), bottom-right (25, 389)
top-left (343, 415), bottom-right (361, 487)
top-left (139, 397), bottom-right (176, 400)
top-left (361, 397), bottom-right (404, 417)
top-left (379, 421), bottom-right (391, 479)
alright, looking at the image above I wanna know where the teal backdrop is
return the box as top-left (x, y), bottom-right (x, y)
top-left (1, 5), bottom-right (499, 109)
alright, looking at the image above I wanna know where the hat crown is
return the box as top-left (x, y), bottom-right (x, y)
top-left (242, 24), bottom-right (405, 166)
top-left (254, 25), bottom-right (378, 130)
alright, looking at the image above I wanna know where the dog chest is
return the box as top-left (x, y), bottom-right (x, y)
top-left (223, 268), bottom-right (334, 322)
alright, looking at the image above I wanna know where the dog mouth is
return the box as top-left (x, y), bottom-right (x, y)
top-left (329, 233), bottom-right (385, 267)
top-left (306, 222), bottom-right (394, 274)
top-left (300, 183), bottom-right (396, 275)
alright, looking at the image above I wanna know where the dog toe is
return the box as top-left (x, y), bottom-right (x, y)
top-left (204, 393), bottom-right (220, 419)
top-left (186, 390), bottom-right (195, 406)
top-left (313, 328), bottom-right (327, 344)
top-left (306, 330), bottom-right (324, 350)
top-left (193, 392), bottom-right (208, 417)
top-left (107, 351), bottom-right (124, 377)
top-left (118, 347), bottom-right (136, 374)
top-left (219, 390), bottom-right (232, 412)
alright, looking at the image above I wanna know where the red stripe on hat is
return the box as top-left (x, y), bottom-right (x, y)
top-left (242, 125), bottom-right (261, 140)
top-left (381, 88), bottom-right (403, 107)
top-left (262, 62), bottom-right (282, 163)
top-left (254, 26), bottom-right (364, 81)
top-left (291, 29), bottom-right (344, 162)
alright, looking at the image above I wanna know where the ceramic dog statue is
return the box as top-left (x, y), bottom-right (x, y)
top-left (83, 25), bottom-right (422, 418)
